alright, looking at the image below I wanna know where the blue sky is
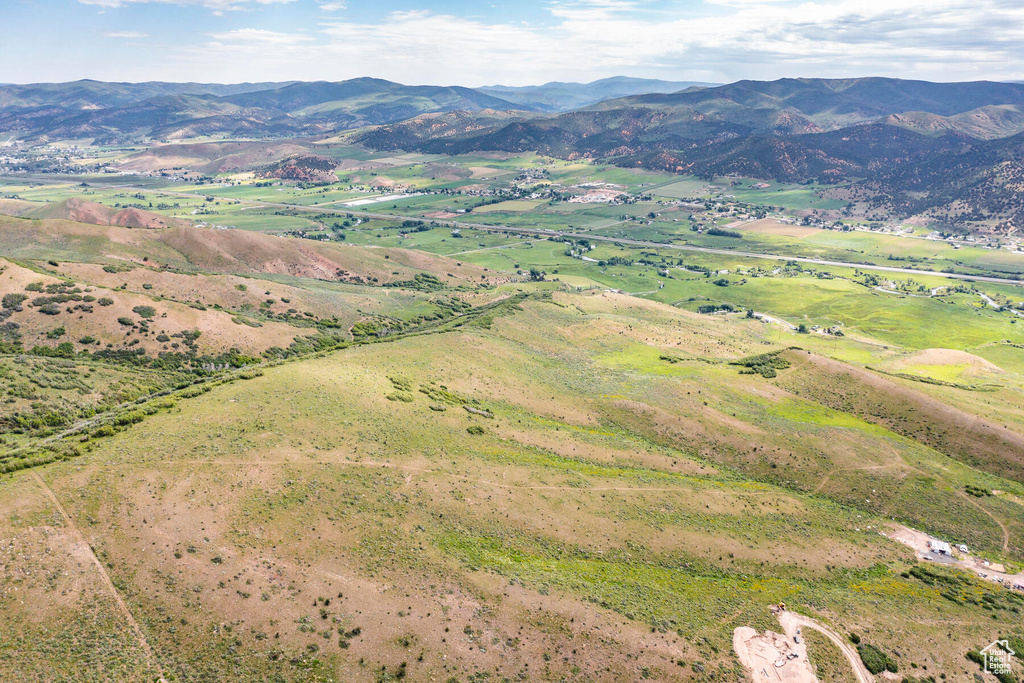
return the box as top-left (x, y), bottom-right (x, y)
top-left (2, 0), bottom-right (1023, 85)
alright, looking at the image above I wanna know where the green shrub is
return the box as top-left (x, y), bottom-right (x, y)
top-left (177, 385), bottom-right (212, 399)
top-left (98, 297), bottom-right (114, 306)
top-left (31, 343), bottom-right (74, 358)
top-left (858, 643), bottom-right (897, 674)
top-left (117, 317), bottom-right (134, 326)
top-left (2, 293), bottom-right (27, 309)
top-left (466, 426), bottom-right (485, 435)
top-left (113, 410), bottom-right (146, 427)
top-left (132, 305), bottom-right (156, 318)
top-left (730, 350), bottom-right (791, 378)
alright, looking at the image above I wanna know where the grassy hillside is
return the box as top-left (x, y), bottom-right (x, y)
top-left (2, 143), bottom-right (1024, 682)
top-left (2, 290), bottom-right (1022, 681)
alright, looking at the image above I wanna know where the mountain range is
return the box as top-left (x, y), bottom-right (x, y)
top-left (4, 75), bottom-right (1024, 230)
top-left (0, 77), bottom-right (531, 143)
top-left (0, 76), bottom-right (717, 143)
top-left (477, 76), bottom-right (719, 112)
top-left (354, 77), bottom-right (1024, 231)
top-left (359, 77), bottom-right (1024, 153)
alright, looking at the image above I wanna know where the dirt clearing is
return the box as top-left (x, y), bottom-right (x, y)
top-left (734, 624), bottom-right (817, 682)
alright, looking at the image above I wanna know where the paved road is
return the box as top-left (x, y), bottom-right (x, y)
top-left (24, 178), bottom-right (1024, 286)
top-left (218, 193), bottom-right (1024, 286)
top-left (981, 292), bottom-right (1024, 317)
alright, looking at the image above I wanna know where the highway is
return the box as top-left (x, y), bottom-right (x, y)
top-left (22, 177), bottom-right (1024, 287)
top-left (206, 191), bottom-right (1024, 286)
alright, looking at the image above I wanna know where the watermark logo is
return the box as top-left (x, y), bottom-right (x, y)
top-left (981, 639), bottom-right (1015, 676)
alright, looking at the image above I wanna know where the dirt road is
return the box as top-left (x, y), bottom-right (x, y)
top-left (32, 472), bottom-right (166, 682)
top-left (734, 624), bottom-right (818, 683)
top-left (734, 609), bottom-right (872, 683)
top-left (884, 523), bottom-right (1024, 588)
top-left (778, 611), bottom-right (874, 683)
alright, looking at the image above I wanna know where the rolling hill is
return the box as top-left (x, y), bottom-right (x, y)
top-left (0, 79), bottom-right (296, 110)
top-left (2, 283), bottom-right (1023, 681)
top-left (0, 197), bottom-right (193, 229)
top-left (2, 151), bottom-right (1024, 681)
top-left (354, 78), bottom-right (1024, 231)
top-left (478, 76), bottom-right (719, 112)
top-left (0, 78), bottom-right (532, 143)
top-left (358, 77), bottom-right (1024, 157)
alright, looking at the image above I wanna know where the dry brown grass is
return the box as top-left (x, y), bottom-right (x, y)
top-left (0, 257), bottom-right (299, 355)
top-left (739, 218), bottom-right (823, 238)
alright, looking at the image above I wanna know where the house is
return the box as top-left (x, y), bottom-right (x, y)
top-left (928, 539), bottom-right (951, 554)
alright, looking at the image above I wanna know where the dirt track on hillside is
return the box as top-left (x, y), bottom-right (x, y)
top-left (778, 611), bottom-right (874, 683)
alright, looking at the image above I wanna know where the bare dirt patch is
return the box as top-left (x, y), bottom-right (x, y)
top-left (734, 625), bottom-right (817, 682)
top-left (19, 198), bottom-right (190, 229)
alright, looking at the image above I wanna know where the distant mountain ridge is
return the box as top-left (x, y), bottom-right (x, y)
top-left (7, 75), bottom-right (1024, 145)
top-left (0, 77), bottom-right (535, 143)
top-left (358, 77), bottom-right (1024, 158)
top-left (5, 75), bottom-right (1024, 231)
top-left (478, 76), bottom-right (719, 112)
top-left (0, 79), bottom-right (299, 110)
top-left (354, 77), bottom-right (1024, 232)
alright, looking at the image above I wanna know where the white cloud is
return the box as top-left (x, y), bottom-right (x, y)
top-left (102, 31), bottom-right (150, 38)
top-left (318, 1), bottom-right (346, 11)
top-left (80, 0), bottom-right (294, 10)
top-left (207, 28), bottom-right (315, 45)
top-left (68, 0), bottom-right (1024, 84)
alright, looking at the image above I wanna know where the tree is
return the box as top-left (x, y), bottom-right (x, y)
top-left (797, 323), bottom-right (809, 334)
